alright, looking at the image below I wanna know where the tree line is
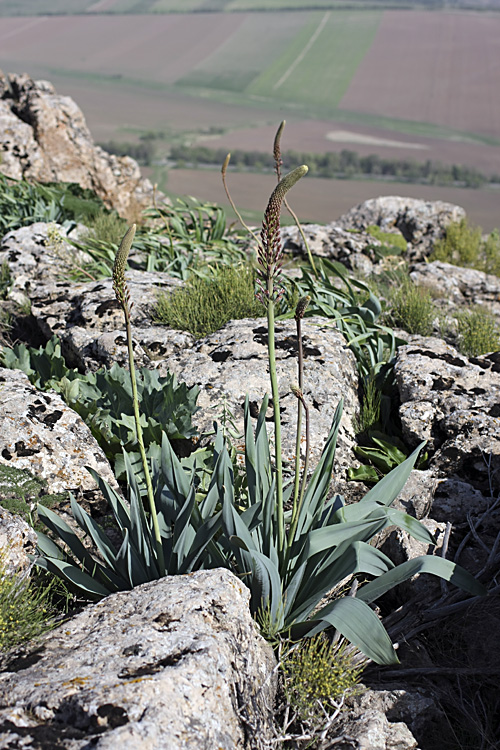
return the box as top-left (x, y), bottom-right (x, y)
top-left (169, 145), bottom-right (497, 189)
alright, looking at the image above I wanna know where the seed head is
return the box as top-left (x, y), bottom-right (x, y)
top-left (273, 120), bottom-right (285, 178)
top-left (113, 224), bottom-right (136, 312)
top-left (295, 295), bottom-right (311, 320)
top-left (257, 165), bottom-right (308, 302)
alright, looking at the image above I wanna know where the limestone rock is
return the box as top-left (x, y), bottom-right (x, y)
top-left (0, 569), bottom-right (277, 750)
top-left (334, 688), bottom-right (439, 750)
top-left (409, 260), bottom-right (500, 322)
top-left (0, 71), bottom-right (159, 220)
top-left (337, 196), bottom-right (465, 260)
top-left (394, 338), bottom-right (500, 495)
top-left (0, 223), bottom-right (94, 305)
top-left (161, 317), bottom-right (359, 483)
top-left (0, 506), bottom-right (36, 576)
top-left (281, 222), bottom-right (380, 273)
top-left (29, 271), bottom-right (191, 370)
top-left (0, 367), bottom-right (116, 494)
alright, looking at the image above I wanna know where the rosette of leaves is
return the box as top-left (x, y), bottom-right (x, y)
top-left (218, 396), bottom-right (484, 665)
top-left (34, 431), bottom-right (226, 597)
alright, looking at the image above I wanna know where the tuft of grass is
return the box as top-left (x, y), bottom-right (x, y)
top-left (388, 277), bottom-right (435, 336)
top-left (84, 210), bottom-right (128, 246)
top-left (153, 264), bottom-right (266, 338)
top-left (456, 308), bottom-right (500, 357)
top-left (281, 636), bottom-right (364, 724)
top-left (354, 374), bottom-right (381, 435)
top-left (0, 555), bottom-right (56, 652)
top-left (0, 262), bottom-right (11, 301)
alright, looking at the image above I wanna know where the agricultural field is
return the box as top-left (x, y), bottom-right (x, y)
top-left (340, 10), bottom-right (500, 139)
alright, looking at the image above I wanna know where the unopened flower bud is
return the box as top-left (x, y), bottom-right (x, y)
top-left (295, 295), bottom-right (311, 320)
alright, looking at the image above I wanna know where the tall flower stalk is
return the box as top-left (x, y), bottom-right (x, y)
top-left (112, 224), bottom-right (165, 573)
top-left (256, 166), bottom-right (308, 554)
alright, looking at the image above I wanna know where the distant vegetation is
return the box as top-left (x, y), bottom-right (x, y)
top-left (167, 144), bottom-right (495, 188)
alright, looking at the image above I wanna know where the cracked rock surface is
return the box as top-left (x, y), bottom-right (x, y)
top-left (0, 367), bottom-right (116, 494)
top-left (161, 317), bottom-right (359, 483)
top-left (0, 569), bottom-right (276, 750)
top-left (393, 337), bottom-right (500, 493)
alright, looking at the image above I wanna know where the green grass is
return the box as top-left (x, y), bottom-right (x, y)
top-left (387, 277), bottom-right (436, 336)
top-left (248, 11), bottom-right (381, 109)
top-left (177, 12), bottom-right (308, 93)
top-left (0, 562), bottom-right (57, 652)
top-left (153, 264), bottom-right (265, 338)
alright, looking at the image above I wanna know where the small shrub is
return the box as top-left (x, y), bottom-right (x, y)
top-left (0, 555), bottom-right (56, 652)
top-left (482, 228), bottom-right (500, 277)
top-left (154, 264), bottom-right (265, 338)
top-left (0, 262), bottom-right (11, 301)
top-left (0, 465), bottom-right (66, 528)
top-left (388, 278), bottom-right (435, 336)
top-left (431, 219), bottom-right (500, 276)
top-left (282, 636), bottom-right (363, 723)
top-left (456, 308), bottom-right (500, 357)
top-left (432, 219), bottom-right (482, 267)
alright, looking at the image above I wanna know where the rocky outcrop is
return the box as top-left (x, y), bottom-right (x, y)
top-left (337, 196), bottom-right (465, 260)
top-left (30, 270), bottom-right (190, 371)
top-left (335, 688), bottom-right (441, 750)
top-left (409, 260), bottom-right (500, 322)
top-left (161, 317), bottom-right (359, 483)
top-left (281, 222), bottom-right (381, 275)
top-left (0, 568), bottom-right (277, 750)
top-left (393, 337), bottom-right (500, 495)
top-left (0, 366), bottom-right (117, 494)
top-left (0, 72), bottom-right (157, 220)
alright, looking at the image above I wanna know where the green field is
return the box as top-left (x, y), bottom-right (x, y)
top-left (247, 11), bottom-right (380, 109)
top-left (178, 11), bottom-right (381, 112)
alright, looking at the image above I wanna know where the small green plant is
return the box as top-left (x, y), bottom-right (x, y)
top-left (154, 264), bottom-right (265, 338)
top-left (0, 555), bottom-right (56, 652)
top-left (431, 218), bottom-right (500, 276)
top-left (388, 277), bottom-right (435, 336)
top-left (456, 308), bottom-right (500, 357)
top-left (0, 261), bottom-right (11, 300)
top-left (84, 210), bottom-right (128, 246)
top-left (0, 465), bottom-right (66, 527)
top-left (353, 375), bottom-right (381, 435)
top-left (282, 636), bottom-right (363, 723)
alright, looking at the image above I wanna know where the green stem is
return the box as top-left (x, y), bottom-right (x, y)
top-left (124, 308), bottom-right (165, 574)
top-left (291, 316), bottom-right (304, 520)
top-left (267, 293), bottom-right (284, 556)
